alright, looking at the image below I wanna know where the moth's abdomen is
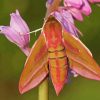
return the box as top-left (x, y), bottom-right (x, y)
top-left (48, 45), bottom-right (68, 95)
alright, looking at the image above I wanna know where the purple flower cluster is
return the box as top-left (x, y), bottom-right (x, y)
top-left (46, 0), bottom-right (100, 35)
top-left (64, 0), bottom-right (100, 20)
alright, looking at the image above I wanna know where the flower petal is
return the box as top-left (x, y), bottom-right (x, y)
top-left (0, 26), bottom-right (24, 47)
top-left (64, 0), bottom-right (83, 8)
top-left (52, 9), bottom-right (79, 36)
top-left (67, 8), bottom-right (83, 21)
top-left (10, 10), bottom-right (30, 34)
top-left (10, 10), bottom-right (30, 45)
top-left (21, 47), bottom-right (30, 56)
top-left (0, 26), bottom-right (30, 56)
top-left (89, 0), bottom-right (100, 3)
top-left (81, 0), bottom-right (92, 15)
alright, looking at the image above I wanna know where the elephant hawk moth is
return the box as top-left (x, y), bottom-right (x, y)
top-left (19, 16), bottom-right (100, 95)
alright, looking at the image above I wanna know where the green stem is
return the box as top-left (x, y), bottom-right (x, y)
top-left (39, 78), bottom-right (48, 100)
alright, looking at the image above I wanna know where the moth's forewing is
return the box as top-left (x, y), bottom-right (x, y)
top-left (63, 31), bottom-right (100, 80)
top-left (69, 59), bottom-right (100, 80)
top-left (19, 33), bottom-right (48, 94)
top-left (19, 64), bottom-right (48, 94)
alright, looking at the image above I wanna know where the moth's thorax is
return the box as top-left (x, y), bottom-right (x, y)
top-left (43, 17), bottom-right (62, 48)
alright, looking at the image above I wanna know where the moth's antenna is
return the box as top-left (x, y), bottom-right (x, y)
top-left (29, 28), bottom-right (42, 36)
top-left (21, 28), bottom-right (42, 36)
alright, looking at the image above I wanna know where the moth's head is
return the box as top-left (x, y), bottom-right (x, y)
top-left (43, 16), bottom-right (62, 34)
top-left (45, 16), bottom-right (59, 24)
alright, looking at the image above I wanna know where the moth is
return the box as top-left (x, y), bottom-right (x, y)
top-left (19, 16), bottom-right (100, 95)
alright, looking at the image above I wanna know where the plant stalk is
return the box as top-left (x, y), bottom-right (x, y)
top-left (38, 78), bottom-right (48, 100)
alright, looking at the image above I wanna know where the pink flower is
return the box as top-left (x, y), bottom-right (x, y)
top-left (46, 0), bottom-right (100, 21)
top-left (64, 0), bottom-right (100, 21)
top-left (67, 7), bottom-right (83, 21)
top-left (51, 8), bottom-right (80, 36)
top-left (64, 0), bottom-right (91, 15)
top-left (0, 10), bottom-right (30, 56)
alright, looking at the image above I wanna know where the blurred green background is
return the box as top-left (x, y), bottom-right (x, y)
top-left (0, 0), bottom-right (100, 100)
